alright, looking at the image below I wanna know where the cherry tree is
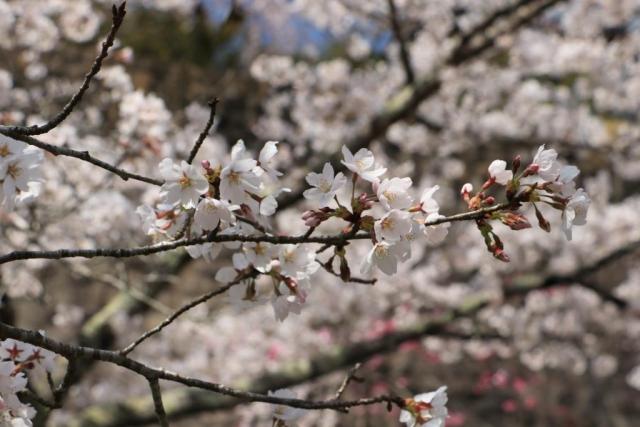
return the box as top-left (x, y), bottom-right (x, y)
top-left (0, 0), bottom-right (639, 426)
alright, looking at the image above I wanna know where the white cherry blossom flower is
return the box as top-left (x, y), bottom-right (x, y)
top-left (193, 198), bottom-right (238, 232)
top-left (561, 188), bottom-right (590, 240)
top-left (532, 145), bottom-right (561, 181)
top-left (488, 159), bottom-right (513, 185)
top-left (423, 213), bottom-right (451, 246)
top-left (374, 209), bottom-right (412, 242)
top-left (377, 177), bottom-right (413, 210)
top-left (399, 386), bottom-right (448, 427)
top-left (361, 241), bottom-right (403, 276)
top-left (271, 293), bottom-right (305, 322)
top-left (257, 140), bottom-right (282, 179)
top-left (243, 242), bottom-right (276, 272)
top-left (0, 136), bottom-right (43, 209)
top-left (158, 158), bottom-right (209, 208)
top-left (269, 388), bottom-right (307, 421)
top-left (549, 165), bottom-right (580, 197)
top-left (303, 162), bottom-right (347, 208)
top-left (341, 146), bottom-right (386, 182)
top-left (278, 244), bottom-right (319, 279)
top-left (219, 140), bottom-right (259, 204)
top-left (420, 185), bottom-right (440, 214)
top-left (185, 242), bottom-right (222, 262)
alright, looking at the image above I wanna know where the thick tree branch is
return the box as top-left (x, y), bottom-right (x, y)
top-left (387, 0), bottom-right (415, 85)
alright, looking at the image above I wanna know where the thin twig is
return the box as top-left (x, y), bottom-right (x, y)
top-left (187, 98), bottom-right (219, 164)
top-left (2, 132), bottom-right (163, 186)
top-left (0, 3), bottom-right (127, 136)
top-left (120, 271), bottom-right (256, 355)
top-left (148, 377), bottom-right (170, 427)
top-left (334, 363), bottom-right (363, 400)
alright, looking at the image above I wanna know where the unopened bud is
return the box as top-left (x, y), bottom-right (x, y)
top-left (523, 164), bottom-right (539, 177)
top-left (484, 196), bottom-right (496, 206)
top-left (534, 205), bottom-right (551, 232)
top-left (201, 159), bottom-right (211, 170)
top-left (500, 212), bottom-right (531, 230)
top-left (339, 257), bottom-right (351, 282)
top-left (512, 155), bottom-right (521, 174)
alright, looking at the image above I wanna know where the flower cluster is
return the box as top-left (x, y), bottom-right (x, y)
top-left (0, 135), bottom-right (43, 210)
top-left (462, 145), bottom-right (591, 261)
top-left (0, 339), bottom-right (59, 426)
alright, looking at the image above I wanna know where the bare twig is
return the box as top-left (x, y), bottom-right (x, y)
top-left (0, 3), bottom-right (127, 136)
top-left (120, 271), bottom-right (256, 355)
top-left (334, 363), bottom-right (363, 400)
top-left (186, 98), bottom-right (219, 164)
top-left (148, 378), bottom-right (170, 427)
top-left (2, 132), bottom-right (163, 186)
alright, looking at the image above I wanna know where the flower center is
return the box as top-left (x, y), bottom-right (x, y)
top-left (381, 217), bottom-right (395, 231)
top-left (0, 144), bottom-right (11, 157)
top-left (179, 174), bottom-right (192, 189)
top-left (374, 244), bottom-right (388, 257)
top-left (318, 178), bottom-right (332, 193)
top-left (6, 163), bottom-right (20, 179)
top-left (228, 170), bottom-right (241, 185)
top-left (383, 190), bottom-right (396, 202)
top-left (355, 159), bottom-right (367, 171)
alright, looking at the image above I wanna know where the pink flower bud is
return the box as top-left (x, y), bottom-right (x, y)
top-left (201, 159), bottom-right (211, 170)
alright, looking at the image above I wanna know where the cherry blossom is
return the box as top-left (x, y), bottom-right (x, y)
top-left (561, 188), bottom-right (591, 240)
top-left (419, 185), bottom-right (441, 214)
top-left (423, 214), bottom-right (451, 246)
top-left (361, 241), bottom-right (403, 276)
top-left (0, 135), bottom-right (43, 209)
top-left (399, 386), bottom-right (448, 427)
top-left (487, 159), bottom-right (513, 185)
top-left (377, 177), bottom-right (413, 211)
top-left (340, 146), bottom-right (386, 182)
top-left (303, 162), bottom-right (347, 208)
top-left (193, 198), bottom-right (238, 232)
top-left (219, 140), bottom-right (260, 204)
top-left (374, 209), bottom-right (413, 242)
top-left (158, 158), bottom-right (209, 208)
top-left (531, 145), bottom-right (561, 181)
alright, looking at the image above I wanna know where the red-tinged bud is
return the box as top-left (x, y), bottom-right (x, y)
top-left (301, 208), bottom-right (331, 227)
top-left (357, 192), bottom-right (373, 210)
top-left (534, 205), bottom-right (551, 232)
top-left (500, 212), bottom-right (531, 230)
top-left (482, 177), bottom-right (495, 191)
top-left (491, 245), bottom-right (510, 262)
top-left (461, 183), bottom-right (473, 196)
top-left (201, 159), bottom-right (211, 170)
top-left (523, 164), bottom-right (539, 177)
top-left (283, 276), bottom-right (299, 294)
top-left (512, 155), bottom-right (521, 174)
top-left (484, 196), bottom-right (496, 206)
